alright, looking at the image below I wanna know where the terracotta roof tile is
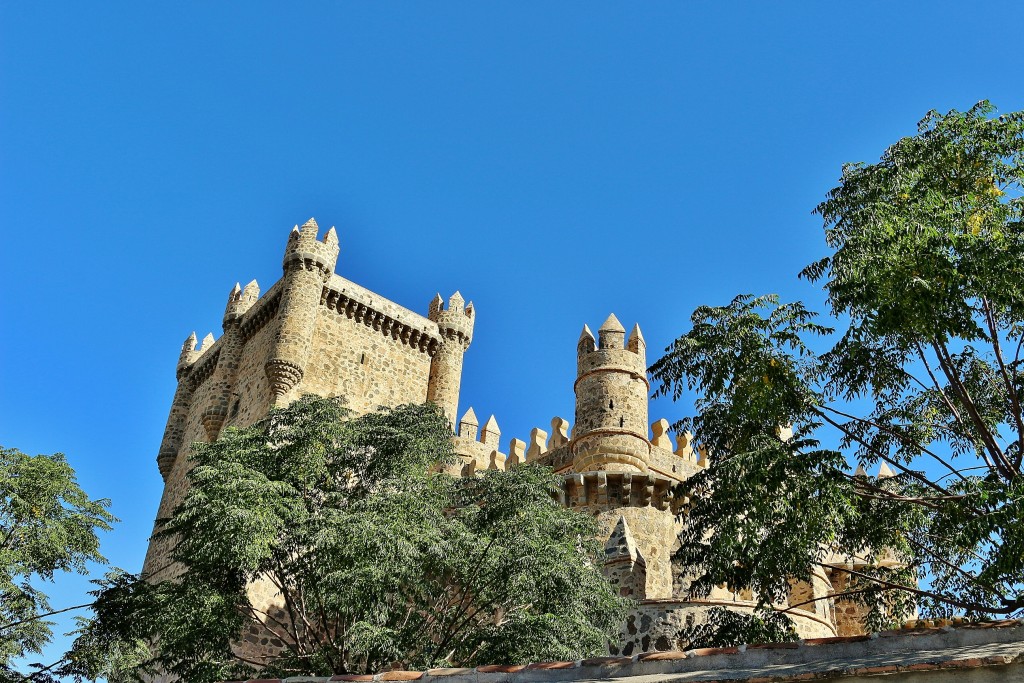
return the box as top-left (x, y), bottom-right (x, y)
top-left (377, 671), bottom-right (423, 681)
top-left (524, 661), bottom-right (578, 670)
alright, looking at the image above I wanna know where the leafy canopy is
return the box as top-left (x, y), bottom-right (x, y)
top-left (0, 446), bottom-right (116, 682)
top-left (651, 102), bottom-right (1024, 640)
top-left (69, 397), bottom-right (627, 682)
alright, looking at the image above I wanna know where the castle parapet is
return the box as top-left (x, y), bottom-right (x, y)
top-left (453, 408), bottom-right (506, 474)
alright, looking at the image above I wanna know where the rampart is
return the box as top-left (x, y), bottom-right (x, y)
top-left (146, 219), bottom-right (897, 659)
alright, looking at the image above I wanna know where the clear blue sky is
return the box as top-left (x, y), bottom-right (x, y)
top-left (2, 1), bottom-right (1022, 672)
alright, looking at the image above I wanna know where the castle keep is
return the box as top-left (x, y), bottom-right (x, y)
top-left (145, 219), bottom-right (872, 657)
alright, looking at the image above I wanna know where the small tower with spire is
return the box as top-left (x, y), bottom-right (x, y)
top-left (572, 313), bottom-right (651, 473)
top-left (426, 291), bottom-right (474, 426)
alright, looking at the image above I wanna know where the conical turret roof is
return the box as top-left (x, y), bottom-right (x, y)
top-left (600, 313), bottom-right (625, 333)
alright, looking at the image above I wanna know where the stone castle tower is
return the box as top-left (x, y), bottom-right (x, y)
top-left (145, 219), bottom-right (867, 656)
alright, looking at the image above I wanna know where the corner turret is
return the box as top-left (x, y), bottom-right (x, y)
top-left (265, 219), bottom-right (339, 403)
top-left (224, 279), bottom-right (260, 327)
top-left (157, 332), bottom-right (202, 479)
top-left (426, 291), bottom-right (474, 425)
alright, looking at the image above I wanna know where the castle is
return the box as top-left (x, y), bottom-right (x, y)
top-left (144, 218), bottom-right (873, 659)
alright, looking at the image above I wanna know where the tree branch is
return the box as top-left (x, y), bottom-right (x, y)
top-left (982, 298), bottom-right (1024, 470)
top-left (0, 602), bottom-right (91, 632)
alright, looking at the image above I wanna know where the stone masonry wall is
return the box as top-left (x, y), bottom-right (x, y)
top-left (301, 302), bottom-right (434, 413)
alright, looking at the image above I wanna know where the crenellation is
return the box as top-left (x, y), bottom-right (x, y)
top-left (626, 323), bottom-right (645, 358)
top-left (145, 217), bottom-right (864, 663)
top-left (487, 450), bottom-right (505, 471)
top-left (650, 419), bottom-right (672, 449)
top-left (178, 331), bottom-right (199, 370)
top-left (506, 438), bottom-right (526, 468)
top-left (480, 415), bottom-right (500, 447)
top-left (526, 427), bottom-right (548, 460)
top-left (696, 444), bottom-right (710, 468)
top-left (578, 324), bottom-right (596, 356)
top-left (550, 417), bottom-right (570, 448)
top-left (458, 407), bottom-right (479, 440)
top-left (674, 430), bottom-right (695, 462)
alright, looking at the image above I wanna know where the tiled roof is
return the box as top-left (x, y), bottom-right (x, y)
top-left (228, 619), bottom-right (1024, 683)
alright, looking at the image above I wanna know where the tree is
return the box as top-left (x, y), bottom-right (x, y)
top-left (0, 446), bottom-right (116, 682)
top-left (69, 397), bottom-right (626, 682)
top-left (650, 102), bottom-right (1024, 642)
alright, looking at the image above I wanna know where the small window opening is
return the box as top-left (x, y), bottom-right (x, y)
top-left (619, 417), bottom-right (625, 428)
top-left (359, 353), bottom-right (367, 365)
top-left (609, 399), bottom-right (615, 409)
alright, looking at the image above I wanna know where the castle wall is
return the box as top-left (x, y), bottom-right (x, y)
top-left (597, 507), bottom-right (676, 599)
top-left (143, 369), bottom-right (226, 579)
top-left (144, 225), bottom-right (868, 667)
top-left (301, 300), bottom-right (433, 413)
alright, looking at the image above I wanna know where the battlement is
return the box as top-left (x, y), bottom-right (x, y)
top-left (147, 219), bottom-right (884, 656)
top-left (323, 275), bottom-right (443, 356)
top-left (283, 218), bottom-right (340, 278)
top-left (577, 314), bottom-right (647, 380)
top-left (452, 407), bottom-right (510, 474)
top-left (428, 291), bottom-right (474, 347)
top-left (224, 279), bottom-right (261, 324)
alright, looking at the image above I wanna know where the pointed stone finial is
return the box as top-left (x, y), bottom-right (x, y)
top-left (481, 415), bottom-right (501, 446)
top-left (599, 313), bottom-right (626, 350)
top-left (458, 407), bottom-right (479, 440)
top-left (675, 430), bottom-right (695, 461)
top-left (854, 464), bottom-right (868, 478)
top-left (627, 323), bottom-right (646, 355)
top-left (526, 428), bottom-right (548, 460)
top-left (199, 332), bottom-right (216, 351)
top-left (578, 324), bottom-right (596, 355)
top-left (300, 217), bottom-right (318, 233)
top-left (600, 313), bottom-right (625, 333)
top-left (550, 417), bottom-right (570, 448)
top-left (224, 282), bottom-right (243, 319)
top-left (290, 224), bottom-right (301, 238)
top-left (877, 462), bottom-right (895, 479)
top-left (448, 291), bottom-right (465, 313)
top-left (323, 226), bottom-right (338, 246)
top-left (429, 293), bottom-right (444, 317)
top-left (182, 331), bottom-right (198, 353)
top-left (465, 301), bottom-right (475, 319)
top-left (697, 444), bottom-right (710, 468)
top-left (242, 279), bottom-right (260, 301)
top-left (506, 438), bottom-right (526, 468)
top-left (651, 419), bottom-right (672, 449)
top-left (461, 459), bottom-right (477, 477)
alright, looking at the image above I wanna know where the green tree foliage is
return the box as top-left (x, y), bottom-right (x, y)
top-left (677, 607), bottom-right (798, 650)
top-left (69, 397), bottom-right (626, 682)
top-left (651, 102), bottom-right (1024, 639)
top-left (0, 446), bottom-right (116, 682)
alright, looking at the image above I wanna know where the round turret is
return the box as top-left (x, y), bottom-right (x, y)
top-left (265, 219), bottom-right (340, 402)
top-left (571, 314), bottom-right (650, 473)
top-left (426, 291), bottom-right (474, 425)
